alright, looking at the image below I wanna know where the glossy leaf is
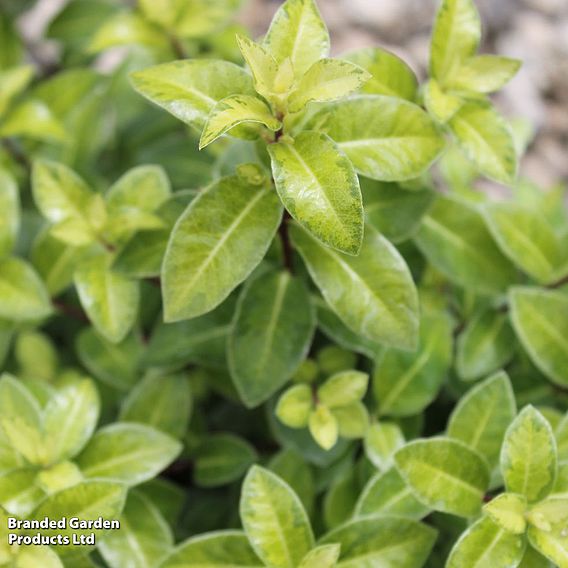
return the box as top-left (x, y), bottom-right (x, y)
top-left (240, 466), bottom-right (314, 567)
top-left (162, 175), bottom-right (282, 321)
top-left (483, 493), bottom-right (527, 534)
top-left (500, 405), bottom-right (557, 503)
top-left (307, 96), bottom-right (445, 181)
top-left (290, 222), bottom-right (419, 350)
top-left (395, 438), bottom-right (490, 517)
top-left (269, 131), bottom-right (363, 255)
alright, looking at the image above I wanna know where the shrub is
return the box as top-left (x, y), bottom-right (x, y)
top-left (0, 0), bottom-right (567, 566)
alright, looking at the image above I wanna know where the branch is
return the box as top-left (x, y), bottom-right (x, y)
top-left (53, 300), bottom-right (89, 323)
top-left (278, 213), bottom-right (294, 273)
top-left (547, 273), bottom-right (568, 290)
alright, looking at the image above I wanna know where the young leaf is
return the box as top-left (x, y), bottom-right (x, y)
top-left (449, 55), bottom-right (521, 93)
top-left (200, 95), bottom-right (281, 149)
top-left (162, 176), bottom-right (282, 321)
top-left (355, 466), bottom-right (431, 521)
top-left (32, 481), bottom-right (127, 556)
top-left (99, 491), bottom-right (173, 568)
top-left (447, 371), bottom-right (516, 467)
top-left (0, 99), bottom-right (67, 142)
top-left (344, 47), bottom-right (418, 101)
top-left (483, 203), bottom-right (565, 284)
top-left (361, 178), bottom-right (435, 244)
top-left (229, 271), bottom-right (315, 407)
top-left (0, 168), bottom-right (19, 258)
top-left (74, 254), bottom-right (140, 344)
top-left (509, 287), bottom-right (568, 388)
top-left (446, 516), bottom-right (526, 568)
top-left (430, 0), bottom-right (481, 85)
top-left (0, 65), bottom-right (33, 117)
top-left (161, 531), bottom-right (263, 567)
top-left (0, 469), bottom-right (45, 516)
top-left (528, 524), bottom-right (568, 568)
top-left (0, 257), bottom-right (52, 321)
top-left (290, 222), bottom-right (419, 350)
top-left (76, 423), bottom-right (182, 486)
top-left (364, 422), bottom-right (405, 471)
top-left (288, 59), bottom-right (370, 112)
top-left (298, 544), bottom-right (340, 568)
top-left (269, 131), bottom-right (364, 255)
top-left (332, 402), bottom-right (369, 439)
top-left (263, 0), bottom-right (330, 78)
top-left (194, 434), bottom-right (257, 488)
top-left (120, 373), bottom-right (192, 438)
top-left (276, 385), bottom-right (313, 428)
top-left (395, 438), bottom-right (490, 517)
top-left (319, 516), bottom-right (437, 567)
top-left (415, 195), bottom-right (518, 295)
top-left (306, 96), bottom-right (445, 181)
top-left (500, 405), bottom-right (557, 503)
top-left (309, 405), bottom-right (339, 450)
top-left (375, 312), bottom-right (453, 417)
top-left (483, 493), bottom-right (527, 535)
top-left (449, 102), bottom-right (517, 185)
top-left (236, 35), bottom-right (278, 101)
top-left (130, 60), bottom-right (255, 130)
top-left (456, 308), bottom-right (516, 381)
top-left (43, 378), bottom-right (100, 463)
top-left (240, 466), bottom-right (314, 567)
top-left (319, 370), bottom-right (368, 408)
top-left (423, 78), bottom-right (464, 123)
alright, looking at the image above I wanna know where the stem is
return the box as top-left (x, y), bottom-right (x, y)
top-left (53, 300), bottom-right (89, 323)
top-left (1, 138), bottom-right (31, 172)
top-left (278, 212), bottom-right (294, 273)
top-left (169, 33), bottom-right (188, 59)
top-left (548, 273), bottom-right (568, 289)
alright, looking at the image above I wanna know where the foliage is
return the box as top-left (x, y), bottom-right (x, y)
top-left (0, 0), bottom-right (567, 566)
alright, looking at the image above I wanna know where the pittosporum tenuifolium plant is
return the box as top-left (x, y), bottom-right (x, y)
top-left (1, 0), bottom-right (568, 566)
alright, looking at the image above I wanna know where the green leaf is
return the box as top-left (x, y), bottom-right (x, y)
top-left (484, 493), bottom-right (527, 534)
top-left (298, 544), bottom-right (340, 568)
top-left (423, 78), bottom-right (464, 123)
top-left (395, 437), bottom-right (490, 517)
top-left (162, 175), bottom-right (282, 321)
top-left (143, 296), bottom-right (234, 370)
top-left (99, 491), bottom-right (173, 568)
top-left (229, 271), bottom-right (314, 407)
top-left (276, 385), bottom-right (313, 428)
top-left (528, 524), bottom-right (568, 568)
top-left (332, 402), bottom-right (369, 439)
top-left (306, 96), bottom-right (445, 181)
top-left (0, 99), bottom-right (67, 142)
top-left (449, 101), bottom-right (517, 185)
top-left (456, 308), bottom-right (516, 381)
top-left (0, 168), bottom-right (19, 258)
top-left (374, 312), bottom-right (453, 417)
top-left (344, 47), bottom-right (418, 101)
top-left (364, 421), bottom-right (405, 471)
top-left (447, 516), bottom-right (526, 568)
top-left (240, 466), bottom-right (314, 568)
top-left (74, 254), bottom-right (140, 344)
top-left (319, 371), bottom-right (368, 408)
top-left (269, 131), bottom-right (363, 255)
top-left (10, 544), bottom-right (64, 567)
top-left (354, 466), bottom-right (430, 520)
top-left (288, 59), bottom-right (370, 112)
top-left (309, 405), bottom-right (338, 450)
top-left (509, 287), bottom-right (568, 388)
top-left (194, 433), bottom-right (257, 488)
top-left (361, 178), bottom-right (435, 244)
top-left (414, 195), bottom-right (518, 294)
top-left (518, 546), bottom-right (553, 568)
top-left (120, 373), bottom-right (192, 438)
top-left (263, 0), bottom-right (329, 78)
top-left (16, 330), bottom-right (58, 381)
top-left (448, 371), bottom-right (517, 468)
top-left (0, 257), bottom-right (52, 321)
top-left (449, 55), bottom-right (521, 93)
top-left (0, 373), bottom-right (42, 428)
top-left (319, 516), bottom-right (437, 568)
top-left (32, 481), bottom-right (126, 556)
top-left (290, 222), bottom-right (419, 350)
top-left (236, 35), bottom-right (278, 102)
top-left (161, 531), bottom-right (263, 567)
top-left (0, 65), bottom-right (33, 117)
top-left (483, 203), bottom-right (566, 284)
top-left (0, 469), bottom-right (45, 516)
top-left (76, 423), bottom-right (182, 486)
top-left (430, 0), bottom-right (481, 85)
top-left (130, 60), bottom-right (255, 131)
top-left (76, 328), bottom-right (142, 391)
top-left (200, 95), bottom-right (281, 149)
top-left (43, 378), bottom-right (100, 463)
top-left (500, 405), bottom-right (557, 503)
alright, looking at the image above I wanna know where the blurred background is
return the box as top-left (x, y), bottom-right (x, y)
top-left (5, 0), bottom-right (568, 187)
